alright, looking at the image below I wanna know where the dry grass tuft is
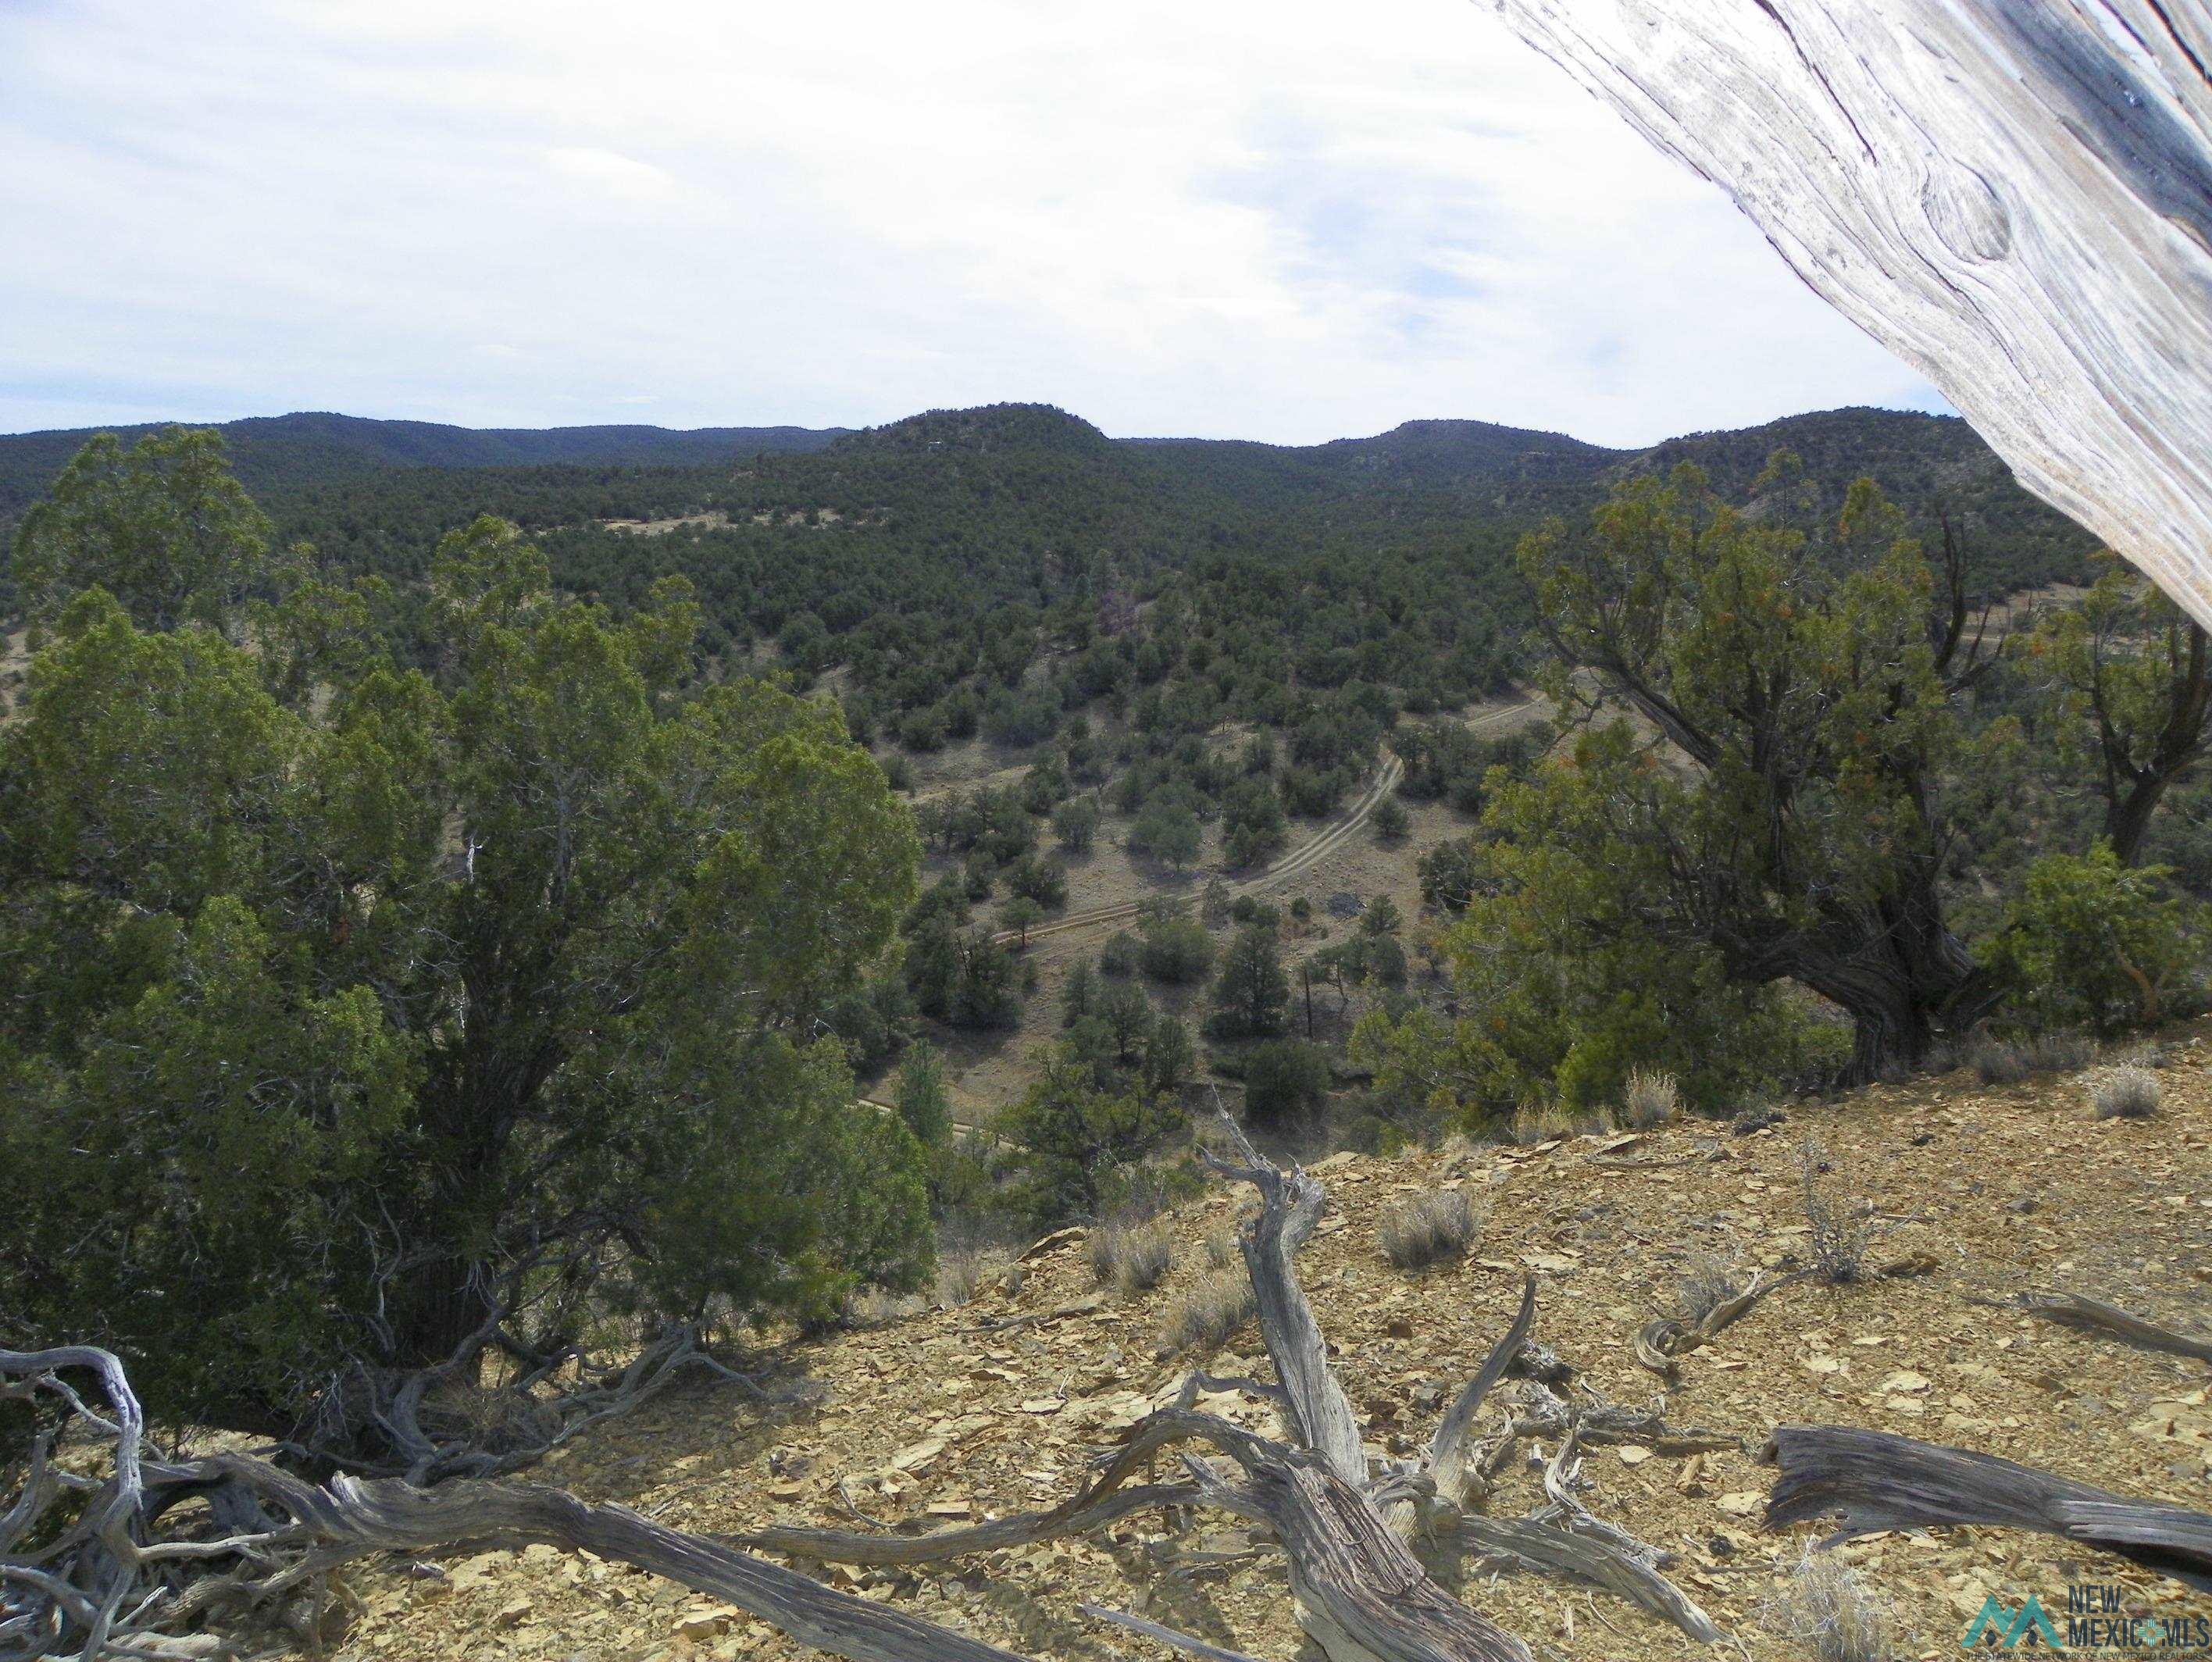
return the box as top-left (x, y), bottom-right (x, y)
top-left (2089, 1062), bottom-right (2161, 1120)
top-left (1377, 1188), bottom-right (1480, 1272)
top-left (1670, 1246), bottom-right (1746, 1326)
top-left (846, 1286), bottom-right (925, 1328)
top-left (1202, 1229), bottom-right (1240, 1270)
top-left (1510, 1100), bottom-right (1605, 1144)
top-left (1758, 1549), bottom-right (1896, 1662)
top-left (1800, 1139), bottom-right (1871, 1286)
top-left (1619, 1068), bottom-right (1680, 1128)
top-left (1089, 1217), bottom-right (1175, 1296)
top-left (1969, 1033), bottom-right (2030, 1086)
top-left (1161, 1269), bottom-right (1258, 1356)
top-left (934, 1250), bottom-right (987, 1309)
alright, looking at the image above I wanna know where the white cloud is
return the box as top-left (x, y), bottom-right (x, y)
top-left (0, 0), bottom-right (1942, 444)
top-left (544, 147), bottom-right (680, 204)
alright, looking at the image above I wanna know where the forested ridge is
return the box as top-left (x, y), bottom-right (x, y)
top-left (0, 411), bottom-right (847, 519)
top-left (0, 401), bottom-right (2090, 761)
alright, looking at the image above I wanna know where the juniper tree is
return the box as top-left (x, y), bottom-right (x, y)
top-left (1389, 460), bottom-right (2003, 1093)
top-left (0, 440), bottom-right (931, 1453)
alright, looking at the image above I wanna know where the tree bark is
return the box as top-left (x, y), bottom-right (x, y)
top-left (1757, 877), bottom-right (1995, 1082)
top-left (1768, 1425), bottom-right (2212, 1595)
top-left (1482, 0), bottom-right (2212, 633)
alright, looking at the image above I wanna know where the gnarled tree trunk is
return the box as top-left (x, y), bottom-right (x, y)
top-left (1484, 0), bottom-right (2212, 628)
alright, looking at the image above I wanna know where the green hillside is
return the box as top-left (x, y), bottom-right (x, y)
top-left (0, 401), bottom-right (2100, 767)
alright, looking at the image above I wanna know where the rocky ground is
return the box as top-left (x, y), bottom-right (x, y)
top-left (333, 1033), bottom-right (2212, 1662)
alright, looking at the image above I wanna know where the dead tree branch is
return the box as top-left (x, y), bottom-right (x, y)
top-left (0, 1347), bottom-right (1041, 1662)
top-left (1768, 1425), bottom-right (2212, 1594)
top-left (1636, 1268), bottom-right (1806, 1378)
top-left (2000, 1292), bottom-right (2212, 1368)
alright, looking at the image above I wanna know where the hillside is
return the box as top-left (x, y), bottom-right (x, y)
top-left (0, 411), bottom-right (845, 518)
top-left (0, 403), bottom-right (2095, 593)
top-left (325, 1038), bottom-right (2212, 1661)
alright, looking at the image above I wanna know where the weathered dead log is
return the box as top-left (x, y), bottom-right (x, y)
top-left (1457, 1515), bottom-right (1716, 1640)
top-left (2004, 1291), bottom-right (2212, 1366)
top-left (1485, 0), bottom-right (2212, 630)
top-left (1198, 1118), bottom-right (1367, 1486)
top-left (738, 1394), bottom-right (1229, 1566)
top-left (1571, 1403), bottom-right (1736, 1456)
top-left (291, 1315), bottom-right (757, 1484)
top-left (9, 1119), bottom-right (1740, 1660)
top-left (772, 1117), bottom-right (1543, 1660)
top-left (1461, 1427), bottom-right (1721, 1643)
top-left (1768, 1425), bottom-right (2212, 1593)
top-left (0, 1346), bottom-right (1040, 1662)
top-left (1425, 1275), bottom-right (1537, 1510)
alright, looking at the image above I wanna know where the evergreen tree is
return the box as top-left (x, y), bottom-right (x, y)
top-left (894, 1042), bottom-right (954, 1147)
top-left (1509, 460), bottom-right (1998, 1079)
top-left (1210, 920), bottom-right (1290, 1037)
top-left (0, 463), bottom-right (932, 1443)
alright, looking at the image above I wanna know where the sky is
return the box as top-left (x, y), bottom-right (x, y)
top-left (0, 0), bottom-right (1946, 448)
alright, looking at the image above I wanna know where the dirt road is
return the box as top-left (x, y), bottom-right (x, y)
top-left (993, 752), bottom-right (1407, 950)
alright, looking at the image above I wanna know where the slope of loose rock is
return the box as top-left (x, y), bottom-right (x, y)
top-left (334, 1035), bottom-right (2212, 1662)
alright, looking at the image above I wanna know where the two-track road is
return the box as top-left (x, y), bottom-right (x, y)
top-left (992, 751), bottom-right (1407, 951)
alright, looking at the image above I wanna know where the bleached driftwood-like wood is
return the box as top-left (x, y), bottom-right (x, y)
top-left (1768, 1425), bottom-right (2212, 1593)
top-left (1635, 1267), bottom-right (1805, 1378)
top-left (1197, 1117), bottom-right (1368, 1487)
top-left (0, 1347), bottom-right (1039, 1662)
top-left (1484, 0), bottom-right (2212, 629)
top-left (2006, 1290), bottom-right (2212, 1365)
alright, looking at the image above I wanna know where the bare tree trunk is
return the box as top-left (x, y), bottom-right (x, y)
top-left (1481, 0), bottom-right (2212, 633)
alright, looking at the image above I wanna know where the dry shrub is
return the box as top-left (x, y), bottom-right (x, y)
top-left (1510, 1101), bottom-right (1604, 1144)
top-left (1089, 1217), bottom-right (1175, 1295)
top-left (1758, 1549), bottom-right (1896, 1662)
top-left (934, 1250), bottom-right (986, 1309)
top-left (1800, 1139), bottom-right (1871, 1286)
top-left (422, 1380), bottom-right (554, 1456)
top-left (1670, 1246), bottom-right (1745, 1326)
top-left (1161, 1268), bottom-right (1258, 1355)
top-left (1968, 1033), bottom-right (2030, 1086)
top-left (1378, 1188), bottom-right (1479, 1272)
top-left (846, 1286), bottom-right (924, 1328)
top-left (1619, 1068), bottom-right (1679, 1128)
top-left (1202, 1229), bottom-right (1240, 1270)
top-left (2029, 1029), bottom-right (2099, 1073)
top-left (2089, 1062), bottom-right (2161, 1120)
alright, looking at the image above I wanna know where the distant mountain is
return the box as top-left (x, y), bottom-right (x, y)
top-left (0, 401), bottom-right (2096, 595)
top-left (0, 411), bottom-right (846, 518)
top-left (1636, 407), bottom-right (2008, 501)
top-left (837, 404), bottom-right (1116, 458)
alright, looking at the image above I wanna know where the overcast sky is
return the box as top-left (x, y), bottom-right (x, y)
top-left (0, 0), bottom-right (1945, 447)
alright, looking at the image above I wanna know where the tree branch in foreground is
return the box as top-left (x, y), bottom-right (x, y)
top-left (1768, 1425), bottom-right (2212, 1595)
